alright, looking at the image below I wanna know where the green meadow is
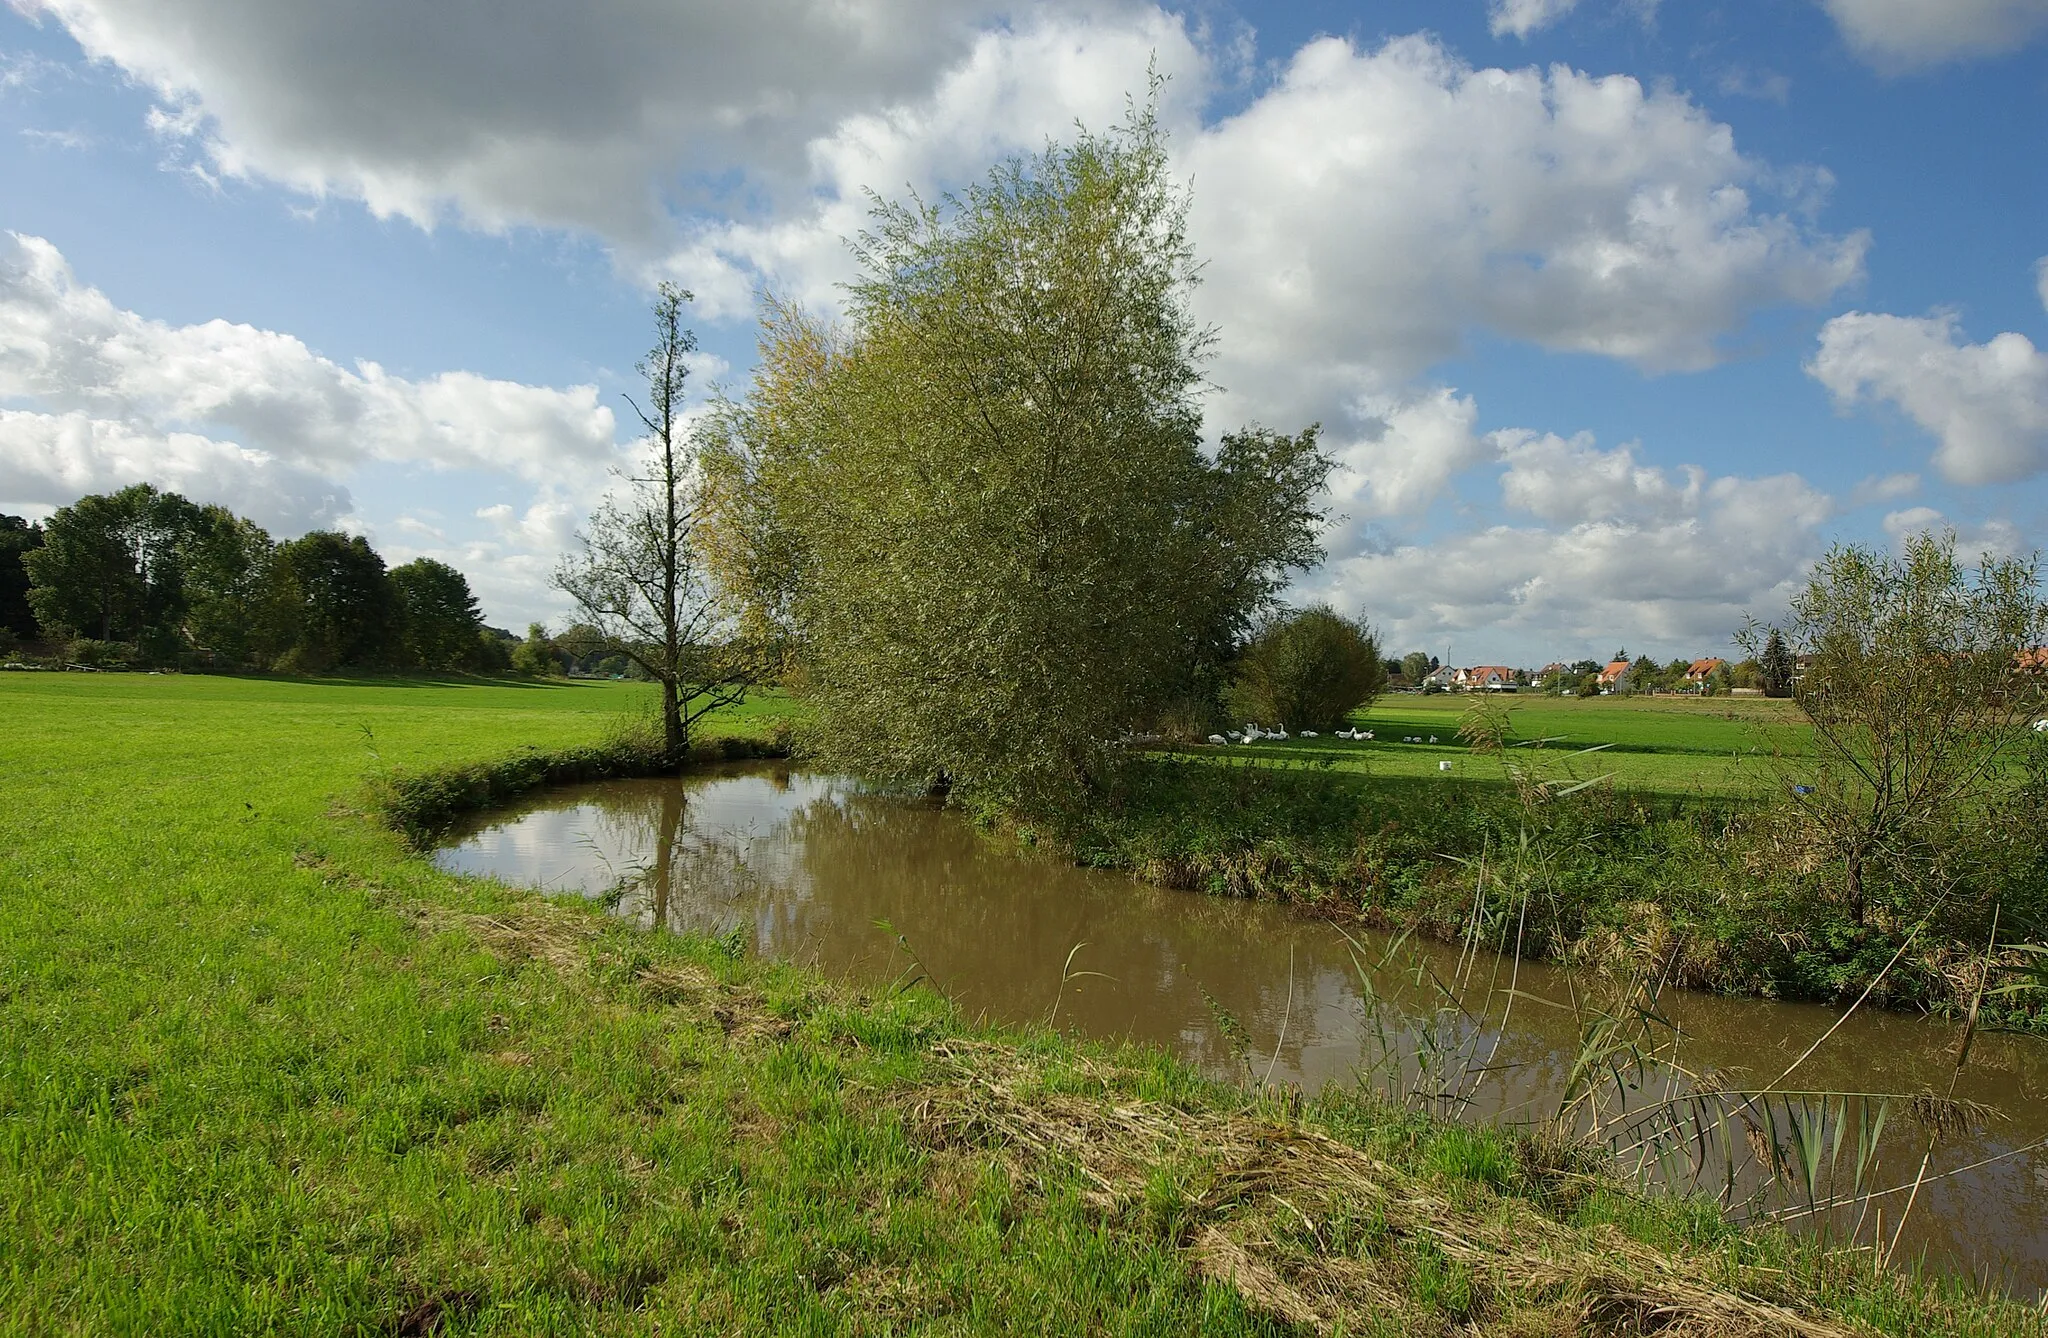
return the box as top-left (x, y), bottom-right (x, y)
top-left (1213, 691), bottom-right (1807, 795)
top-left (2, 673), bottom-right (2037, 1334)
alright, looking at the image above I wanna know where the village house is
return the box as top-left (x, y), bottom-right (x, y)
top-left (1596, 659), bottom-right (1632, 691)
top-left (1684, 657), bottom-right (1725, 684)
top-left (1458, 665), bottom-right (1518, 691)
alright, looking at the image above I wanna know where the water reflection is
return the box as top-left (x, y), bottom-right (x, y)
top-left (435, 763), bottom-right (2048, 1294)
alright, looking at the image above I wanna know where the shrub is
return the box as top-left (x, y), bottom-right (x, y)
top-left (1228, 606), bottom-right (1385, 732)
top-left (66, 639), bottom-right (130, 669)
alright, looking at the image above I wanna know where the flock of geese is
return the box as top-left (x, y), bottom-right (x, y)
top-left (1205, 724), bottom-right (1444, 746)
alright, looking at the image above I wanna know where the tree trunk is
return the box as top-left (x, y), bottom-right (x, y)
top-left (662, 676), bottom-right (685, 764)
top-left (1845, 846), bottom-right (1867, 928)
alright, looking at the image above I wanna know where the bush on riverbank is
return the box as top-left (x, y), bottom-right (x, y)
top-left (1012, 755), bottom-right (2048, 1024)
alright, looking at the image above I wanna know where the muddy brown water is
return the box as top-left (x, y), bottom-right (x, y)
top-left (434, 763), bottom-right (2048, 1294)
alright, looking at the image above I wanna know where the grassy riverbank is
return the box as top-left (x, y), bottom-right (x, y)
top-left (2, 674), bottom-right (2040, 1333)
top-left (1037, 696), bottom-right (2047, 1020)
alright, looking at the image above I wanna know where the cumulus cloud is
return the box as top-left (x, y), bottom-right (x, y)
top-left (1809, 309), bottom-right (2048, 485)
top-left (674, 27), bottom-right (1866, 449)
top-left (1323, 389), bottom-right (1492, 526)
top-left (13, 0), bottom-right (1015, 248)
top-left (16, 5), bottom-right (1865, 401)
top-left (1846, 471), bottom-right (1920, 506)
top-left (0, 408), bottom-right (350, 531)
top-left (1315, 436), bottom-right (1833, 659)
top-left (0, 233), bottom-right (618, 482)
top-left (1178, 33), bottom-right (1866, 448)
top-left (1881, 505), bottom-right (2025, 558)
top-left (1819, 0), bottom-right (2048, 71)
top-left (1489, 0), bottom-right (1580, 39)
top-left (657, 7), bottom-right (1211, 317)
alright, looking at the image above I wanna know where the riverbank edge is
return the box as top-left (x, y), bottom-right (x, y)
top-left (990, 758), bottom-right (2046, 1030)
top-left (355, 736), bottom-right (2043, 1331)
top-left (366, 728), bottom-right (792, 848)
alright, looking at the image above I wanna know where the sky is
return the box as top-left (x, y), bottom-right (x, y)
top-left (1, 0), bottom-right (2045, 666)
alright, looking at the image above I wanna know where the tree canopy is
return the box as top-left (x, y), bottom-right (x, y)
top-left (12, 486), bottom-right (495, 672)
top-left (1229, 606), bottom-right (1386, 733)
top-left (391, 557), bottom-right (487, 670)
top-left (0, 516), bottom-right (43, 640)
top-left (1747, 531), bottom-right (2048, 932)
top-left (702, 106), bottom-right (1330, 804)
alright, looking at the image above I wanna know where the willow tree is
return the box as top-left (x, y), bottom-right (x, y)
top-left (702, 107), bottom-right (1328, 806)
top-left (1745, 532), bottom-right (2048, 931)
top-left (558, 284), bottom-right (757, 760)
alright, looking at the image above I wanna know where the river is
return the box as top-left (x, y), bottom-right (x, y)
top-left (433, 762), bottom-right (2048, 1295)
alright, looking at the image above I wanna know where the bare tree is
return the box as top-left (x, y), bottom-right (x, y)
top-left (555, 284), bottom-right (756, 760)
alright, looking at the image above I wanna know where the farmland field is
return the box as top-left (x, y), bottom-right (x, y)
top-left (1207, 691), bottom-right (1810, 795)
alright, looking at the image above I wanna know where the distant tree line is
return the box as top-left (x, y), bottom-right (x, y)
top-left (1, 484), bottom-right (512, 673)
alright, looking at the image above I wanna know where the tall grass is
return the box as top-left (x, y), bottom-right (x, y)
top-left (1325, 813), bottom-right (2039, 1277)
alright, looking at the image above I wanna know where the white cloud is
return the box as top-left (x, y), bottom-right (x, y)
top-left (14, 0), bottom-right (1015, 250)
top-left (1716, 67), bottom-right (1792, 104)
top-left (1324, 388), bottom-right (1493, 526)
top-left (1881, 505), bottom-right (2025, 558)
top-left (1490, 0), bottom-right (1580, 39)
top-left (0, 408), bottom-right (349, 532)
top-left (658, 7), bottom-right (1212, 318)
top-left (1809, 309), bottom-right (2048, 485)
top-left (16, 6), bottom-right (1865, 406)
top-left (1178, 33), bottom-right (1865, 451)
top-left (669, 25), bottom-right (1869, 450)
top-left (1819, 0), bottom-right (2048, 71)
top-left (2036, 256), bottom-right (2048, 314)
top-left (1314, 435), bottom-right (1833, 660)
top-left (1847, 471), bottom-right (1920, 506)
top-left (0, 233), bottom-right (619, 482)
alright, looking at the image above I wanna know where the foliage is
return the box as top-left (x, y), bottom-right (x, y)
top-left (508, 621), bottom-right (560, 677)
top-left (15, 487), bottom-right (499, 674)
top-left (22, 483), bottom-right (198, 657)
top-left (702, 103), bottom-right (1328, 805)
top-left (176, 505), bottom-right (282, 665)
top-left (271, 530), bottom-right (399, 671)
top-left (1744, 532), bottom-right (2048, 934)
top-left (557, 283), bottom-right (759, 758)
top-left (1227, 604), bottom-right (1385, 732)
top-left (0, 514), bottom-right (43, 640)
top-left (389, 557), bottom-right (487, 669)
top-left (1760, 629), bottom-right (1795, 698)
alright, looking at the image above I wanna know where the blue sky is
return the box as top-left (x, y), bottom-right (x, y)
top-left (2, 0), bottom-right (2045, 664)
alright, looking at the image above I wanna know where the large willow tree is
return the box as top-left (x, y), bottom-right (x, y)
top-left (704, 108), bottom-right (1329, 806)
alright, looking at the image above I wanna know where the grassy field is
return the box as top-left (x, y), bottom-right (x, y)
top-left (2, 672), bottom-right (2038, 1334)
top-left (1208, 691), bottom-right (1809, 795)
